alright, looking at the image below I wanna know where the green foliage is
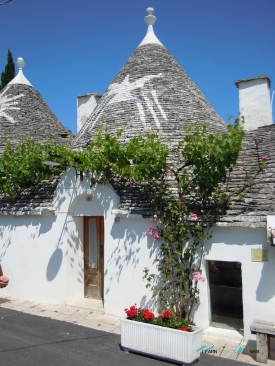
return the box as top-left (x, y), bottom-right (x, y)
top-left (0, 129), bottom-right (168, 197)
top-left (0, 139), bottom-right (62, 197)
top-left (181, 118), bottom-right (244, 196)
top-left (0, 49), bottom-right (15, 90)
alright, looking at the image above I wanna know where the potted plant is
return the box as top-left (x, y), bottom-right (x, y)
top-left (121, 305), bottom-right (202, 365)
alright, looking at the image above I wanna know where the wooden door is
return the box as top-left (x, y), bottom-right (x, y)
top-left (84, 216), bottom-right (104, 299)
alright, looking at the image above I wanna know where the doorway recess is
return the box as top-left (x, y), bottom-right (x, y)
top-left (208, 260), bottom-right (243, 332)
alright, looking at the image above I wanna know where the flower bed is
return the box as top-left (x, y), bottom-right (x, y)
top-left (121, 305), bottom-right (202, 365)
top-left (121, 319), bottom-right (202, 365)
top-left (124, 305), bottom-right (194, 331)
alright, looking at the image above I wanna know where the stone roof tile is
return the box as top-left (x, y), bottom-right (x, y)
top-left (74, 43), bottom-right (226, 148)
top-left (0, 83), bottom-right (72, 153)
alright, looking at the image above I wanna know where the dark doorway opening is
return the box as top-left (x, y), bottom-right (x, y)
top-left (208, 260), bottom-right (243, 332)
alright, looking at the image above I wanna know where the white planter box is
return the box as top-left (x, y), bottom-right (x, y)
top-left (121, 318), bottom-right (203, 365)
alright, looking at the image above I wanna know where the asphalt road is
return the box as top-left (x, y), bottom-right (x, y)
top-left (0, 307), bottom-right (249, 366)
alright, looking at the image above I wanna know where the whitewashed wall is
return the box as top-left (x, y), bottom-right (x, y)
top-left (0, 214), bottom-right (68, 303)
top-left (0, 168), bottom-right (157, 312)
top-left (238, 78), bottom-right (273, 131)
top-left (1, 169), bottom-right (274, 349)
top-left (194, 226), bottom-right (275, 344)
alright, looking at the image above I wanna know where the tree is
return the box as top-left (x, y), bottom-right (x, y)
top-left (0, 49), bottom-right (15, 90)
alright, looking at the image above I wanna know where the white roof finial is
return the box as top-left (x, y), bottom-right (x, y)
top-left (16, 57), bottom-right (25, 70)
top-left (138, 7), bottom-right (163, 48)
top-left (8, 57), bottom-right (32, 87)
top-left (144, 7), bottom-right (156, 26)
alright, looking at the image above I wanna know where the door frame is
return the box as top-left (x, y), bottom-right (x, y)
top-left (83, 216), bottom-right (104, 300)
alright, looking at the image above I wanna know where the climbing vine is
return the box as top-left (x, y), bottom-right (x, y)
top-left (143, 118), bottom-right (267, 320)
top-left (0, 128), bottom-right (168, 197)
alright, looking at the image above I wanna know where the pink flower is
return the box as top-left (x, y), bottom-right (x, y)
top-left (148, 226), bottom-right (160, 240)
top-left (153, 231), bottom-right (160, 240)
top-left (148, 226), bottom-right (154, 236)
top-left (262, 156), bottom-right (268, 162)
top-left (192, 271), bottom-right (205, 282)
top-left (189, 213), bottom-right (198, 221)
top-left (192, 271), bottom-right (200, 281)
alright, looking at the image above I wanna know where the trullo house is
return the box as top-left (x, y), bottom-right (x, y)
top-left (0, 8), bottom-right (274, 348)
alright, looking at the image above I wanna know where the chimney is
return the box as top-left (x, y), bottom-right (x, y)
top-left (235, 76), bottom-right (273, 131)
top-left (77, 93), bottom-right (102, 133)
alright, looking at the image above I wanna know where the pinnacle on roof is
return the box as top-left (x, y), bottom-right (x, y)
top-left (138, 7), bottom-right (163, 47)
top-left (8, 57), bottom-right (32, 87)
top-left (0, 57), bottom-right (71, 152)
top-left (74, 7), bottom-right (226, 149)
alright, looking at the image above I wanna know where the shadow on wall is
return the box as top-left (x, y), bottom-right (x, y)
top-left (204, 226), bottom-right (266, 256)
top-left (0, 224), bottom-right (14, 263)
top-left (66, 216), bottom-right (84, 285)
top-left (65, 190), bottom-right (112, 286)
top-left (46, 248), bottom-right (63, 281)
top-left (105, 220), bottom-right (159, 305)
top-left (45, 217), bottom-right (84, 284)
top-left (0, 217), bottom-right (57, 264)
top-left (256, 260), bottom-right (275, 302)
top-left (140, 294), bottom-right (156, 311)
top-left (45, 175), bottom-right (77, 283)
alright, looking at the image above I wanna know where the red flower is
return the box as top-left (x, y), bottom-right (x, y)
top-left (142, 308), bottom-right (154, 321)
top-left (158, 315), bottom-right (163, 319)
top-left (178, 327), bottom-right (187, 331)
top-left (163, 310), bottom-right (171, 319)
top-left (124, 305), bottom-right (138, 319)
top-left (262, 156), bottom-right (268, 162)
top-left (141, 308), bottom-right (149, 313)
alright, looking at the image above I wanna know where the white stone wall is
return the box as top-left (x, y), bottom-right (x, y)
top-left (1, 169), bottom-right (274, 349)
top-left (0, 214), bottom-right (68, 304)
top-left (238, 78), bottom-right (273, 131)
top-left (0, 168), bottom-right (156, 311)
top-left (194, 226), bottom-right (275, 344)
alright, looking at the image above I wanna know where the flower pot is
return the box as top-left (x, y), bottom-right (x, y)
top-left (121, 318), bottom-right (202, 365)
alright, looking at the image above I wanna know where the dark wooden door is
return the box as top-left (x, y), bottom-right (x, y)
top-left (84, 216), bottom-right (104, 299)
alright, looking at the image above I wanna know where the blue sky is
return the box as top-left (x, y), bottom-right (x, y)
top-left (1, 0), bottom-right (275, 133)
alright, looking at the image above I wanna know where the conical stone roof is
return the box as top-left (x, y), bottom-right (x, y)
top-left (74, 9), bottom-right (226, 148)
top-left (0, 58), bottom-right (72, 153)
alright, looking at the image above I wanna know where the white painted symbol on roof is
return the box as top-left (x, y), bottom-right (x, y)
top-left (0, 87), bottom-right (24, 123)
top-left (77, 73), bottom-right (167, 140)
top-left (106, 74), bottom-right (167, 128)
